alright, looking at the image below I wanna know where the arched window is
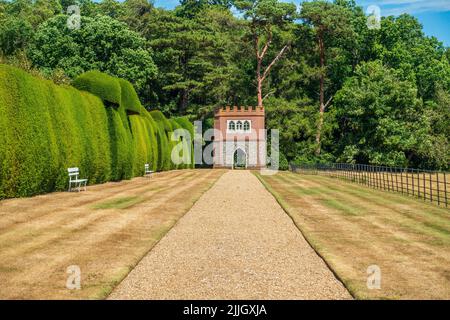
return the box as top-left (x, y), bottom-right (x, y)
top-left (236, 121), bottom-right (243, 131)
top-left (244, 121), bottom-right (250, 132)
top-left (228, 121), bottom-right (235, 131)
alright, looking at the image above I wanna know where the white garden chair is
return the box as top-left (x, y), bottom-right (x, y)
top-left (68, 168), bottom-right (88, 192)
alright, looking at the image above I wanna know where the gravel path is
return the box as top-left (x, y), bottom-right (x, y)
top-left (109, 170), bottom-right (352, 300)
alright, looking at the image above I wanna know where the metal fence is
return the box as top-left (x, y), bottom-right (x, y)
top-left (290, 163), bottom-right (449, 208)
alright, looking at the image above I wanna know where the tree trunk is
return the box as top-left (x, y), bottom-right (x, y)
top-left (315, 104), bottom-right (325, 156)
top-left (257, 72), bottom-right (263, 108)
top-left (256, 34), bottom-right (263, 108)
top-left (315, 34), bottom-right (326, 156)
top-left (253, 29), bottom-right (288, 109)
top-left (180, 89), bottom-right (189, 113)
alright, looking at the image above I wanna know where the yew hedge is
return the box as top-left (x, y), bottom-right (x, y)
top-left (0, 65), bottom-right (193, 199)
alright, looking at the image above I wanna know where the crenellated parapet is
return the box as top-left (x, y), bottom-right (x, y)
top-left (215, 106), bottom-right (265, 117)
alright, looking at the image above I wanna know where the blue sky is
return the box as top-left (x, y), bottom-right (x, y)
top-left (153, 0), bottom-right (450, 46)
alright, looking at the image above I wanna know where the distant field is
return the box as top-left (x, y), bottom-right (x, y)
top-left (256, 171), bottom-right (450, 300)
top-left (0, 170), bottom-right (224, 299)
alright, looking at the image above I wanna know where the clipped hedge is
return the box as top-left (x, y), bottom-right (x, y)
top-left (174, 117), bottom-right (195, 169)
top-left (169, 119), bottom-right (182, 169)
top-left (72, 70), bottom-right (121, 106)
top-left (149, 110), bottom-right (172, 171)
top-left (119, 78), bottom-right (142, 115)
top-left (129, 114), bottom-right (159, 176)
top-left (0, 65), bottom-right (194, 199)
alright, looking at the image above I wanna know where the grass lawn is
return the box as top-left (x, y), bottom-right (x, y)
top-left (0, 169), bottom-right (225, 299)
top-left (255, 171), bottom-right (450, 300)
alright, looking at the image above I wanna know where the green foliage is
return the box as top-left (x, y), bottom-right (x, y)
top-left (149, 110), bottom-right (172, 132)
top-left (373, 15), bottom-right (450, 101)
top-left (176, 0), bottom-right (234, 18)
top-left (141, 112), bottom-right (160, 172)
top-left (265, 97), bottom-right (336, 162)
top-left (28, 14), bottom-right (157, 101)
top-left (149, 110), bottom-right (172, 171)
top-left (174, 117), bottom-right (195, 168)
top-left (128, 106), bottom-right (160, 176)
top-left (0, 0), bottom-right (448, 170)
top-left (168, 119), bottom-right (182, 169)
top-left (236, 0), bottom-right (297, 25)
top-left (105, 107), bottom-right (133, 180)
top-left (0, 64), bottom-right (112, 197)
top-left (0, 64), bottom-right (193, 199)
top-left (0, 16), bottom-right (33, 55)
top-left (278, 152), bottom-right (289, 171)
top-left (118, 78), bottom-right (142, 115)
top-left (72, 71), bottom-right (122, 106)
top-left (334, 61), bottom-right (448, 169)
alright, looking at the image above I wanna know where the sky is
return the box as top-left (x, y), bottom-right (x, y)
top-left (152, 0), bottom-right (450, 46)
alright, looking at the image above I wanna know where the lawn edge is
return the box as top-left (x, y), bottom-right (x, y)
top-left (253, 171), bottom-right (359, 300)
top-left (100, 169), bottom-right (227, 300)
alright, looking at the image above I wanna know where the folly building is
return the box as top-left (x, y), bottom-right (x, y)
top-left (213, 106), bottom-right (266, 169)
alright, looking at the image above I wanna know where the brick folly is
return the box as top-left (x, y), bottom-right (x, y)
top-left (213, 106), bottom-right (267, 169)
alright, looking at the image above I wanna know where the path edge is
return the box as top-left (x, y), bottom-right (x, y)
top-left (253, 171), bottom-right (357, 300)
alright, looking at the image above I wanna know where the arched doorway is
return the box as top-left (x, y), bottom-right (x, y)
top-left (233, 148), bottom-right (247, 169)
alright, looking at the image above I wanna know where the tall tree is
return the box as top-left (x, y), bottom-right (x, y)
top-left (300, 0), bottom-right (353, 156)
top-left (141, 6), bottom-right (242, 117)
top-left (235, 0), bottom-right (296, 107)
top-left (98, 0), bottom-right (124, 18)
top-left (119, 0), bottom-right (153, 31)
top-left (28, 14), bottom-right (157, 102)
top-left (333, 61), bottom-right (448, 168)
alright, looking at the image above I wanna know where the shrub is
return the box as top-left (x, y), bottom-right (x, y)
top-left (279, 152), bottom-right (289, 171)
top-left (169, 119), bottom-right (183, 169)
top-left (0, 65), bottom-right (59, 197)
top-left (47, 84), bottom-right (112, 189)
top-left (174, 117), bottom-right (195, 169)
top-left (149, 110), bottom-right (172, 132)
top-left (0, 65), bottom-right (114, 197)
top-left (149, 110), bottom-right (172, 171)
top-left (72, 70), bottom-right (121, 106)
top-left (0, 65), bottom-right (192, 199)
top-left (119, 79), bottom-right (142, 115)
top-left (129, 115), bottom-right (158, 176)
top-left (106, 107), bottom-right (133, 181)
top-left (141, 113), bottom-right (159, 172)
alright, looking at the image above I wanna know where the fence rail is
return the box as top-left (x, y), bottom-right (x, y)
top-left (290, 163), bottom-right (449, 208)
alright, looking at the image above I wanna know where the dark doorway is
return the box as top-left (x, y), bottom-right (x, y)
top-left (233, 148), bottom-right (247, 169)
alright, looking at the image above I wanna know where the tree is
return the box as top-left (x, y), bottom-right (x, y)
top-left (265, 96), bottom-right (335, 163)
top-left (60, 0), bottom-right (99, 17)
top-left (0, 16), bottom-right (33, 56)
top-left (140, 7), bottom-right (242, 117)
top-left (28, 14), bottom-right (157, 103)
top-left (119, 0), bottom-right (153, 31)
top-left (176, 0), bottom-right (234, 18)
top-left (374, 14), bottom-right (450, 101)
top-left (333, 61), bottom-right (448, 169)
top-left (235, 0), bottom-right (296, 107)
top-left (0, 0), bottom-right (60, 57)
top-left (300, 0), bottom-right (353, 156)
top-left (98, 0), bottom-right (124, 18)
top-left (0, 0), bottom-right (448, 170)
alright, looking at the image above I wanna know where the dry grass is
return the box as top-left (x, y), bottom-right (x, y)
top-left (255, 171), bottom-right (450, 300)
top-left (297, 169), bottom-right (449, 208)
top-left (0, 169), bottom-right (225, 300)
